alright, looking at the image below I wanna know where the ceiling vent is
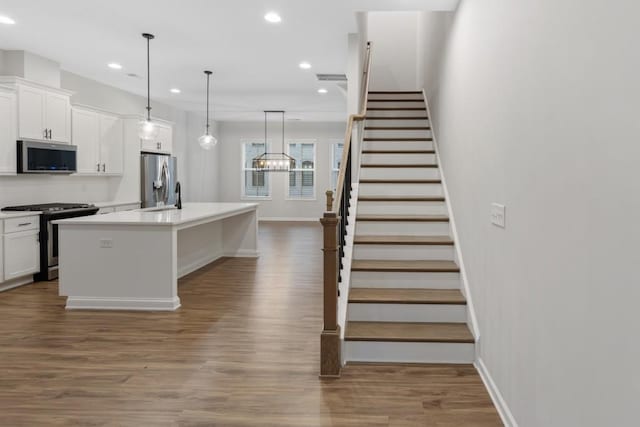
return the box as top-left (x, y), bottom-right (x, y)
top-left (316, 73), bottom-right (347, 82)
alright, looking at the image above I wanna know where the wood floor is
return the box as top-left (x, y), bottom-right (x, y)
top-left (0, 222), bottom-right (501, 426)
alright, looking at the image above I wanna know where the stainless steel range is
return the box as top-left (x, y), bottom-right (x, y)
top-left (1, 203), bottom-right (99, 280)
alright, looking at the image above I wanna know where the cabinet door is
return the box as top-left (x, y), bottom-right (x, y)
top-left (45, 92), bottom-right (71, 143)
top-left (4, 229), bottom-right (40, 281)
top-left (71, 108), bottom-right (100, 174)
top-left (0, 91), bottom-right (17, 174)
top-left (17, 85), bottom-right (46, 140)
top-left (156, 124), bottom-right (173, 153)
top-left (99, 114), bottom-right (124, 175)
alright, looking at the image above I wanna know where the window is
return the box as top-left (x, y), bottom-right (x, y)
top-left (242, 141), bottom-right (270, 198)
top-left (331, 141), bottom-right (344, 191)
top-left (287, 141), bottom-right (316, 199)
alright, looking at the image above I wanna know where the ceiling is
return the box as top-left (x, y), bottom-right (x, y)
top-left (0, 0), bottom-right (458, 121)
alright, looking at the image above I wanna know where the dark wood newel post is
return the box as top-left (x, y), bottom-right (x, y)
top-left (319, 190), bottom-right (341, 378)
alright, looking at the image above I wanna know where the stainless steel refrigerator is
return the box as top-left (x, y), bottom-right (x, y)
top-left (140, 153), bottom-right (178, 208)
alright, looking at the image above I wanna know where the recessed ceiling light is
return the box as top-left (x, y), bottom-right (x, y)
top-left (317, 88), bottom-right (328, 94)
top-left (0, 15), bottom-right (16, 25)
top-left (170, 88), bottom-right (181, 94)
top-left (299, 62), bottom-right (312, 70)
top-left (264, 12), bottom-right (281, 23)
top-left (107, 62), bottom-right (122, 70)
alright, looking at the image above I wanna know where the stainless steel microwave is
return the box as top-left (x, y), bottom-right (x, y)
top-left (17, 140), bottom-right (77, 174)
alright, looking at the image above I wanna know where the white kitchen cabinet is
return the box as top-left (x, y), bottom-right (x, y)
top-left (72, 106), bottom-right (123, 176)
top-left (0, 89), bottom-right (17, 175)
top-left (3, 229), bottom-right (40, 281)
top-left (45, 91), bottom-right (71, 143)
top-left (99, 114), bottom-right (124, 175)
top-left (141, 121), bottom-right (173, 154)
top-left (0, 77), bottom-right (73, 144)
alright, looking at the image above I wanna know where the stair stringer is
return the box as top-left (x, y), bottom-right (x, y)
top-left (422, 88), bottom-right (481, 349)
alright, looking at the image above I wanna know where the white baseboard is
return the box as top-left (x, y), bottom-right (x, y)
top-left (178, 252), bottom-right (223, 278)
top-left (475, 358), bottom-right (518, 427)
top-left (66, 296), bottom-right (181, 311)
top-left (223, 249), bottom-right (259, 258)
top-left (0, 276), bottom-right (34, 292)
top-left (259, 217), bottom-right (318, 222)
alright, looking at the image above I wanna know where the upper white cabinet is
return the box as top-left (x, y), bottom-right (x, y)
top-left (16, 83), bottom-right (71, 143)
top-left (141, 121), bottom-right (173, 154)
top-left (72, 106), bottom-right (124, 176)
top-left (0, 88), bottom-right (17, 175)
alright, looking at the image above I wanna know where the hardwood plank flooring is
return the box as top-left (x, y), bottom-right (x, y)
top-left (0, 222), bottom-right (500, 426)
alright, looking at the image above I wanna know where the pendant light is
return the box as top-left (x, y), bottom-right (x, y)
top-left (252, 110), bottom-right (295, 172)
top-left (198, 70), bottom-right (218, 150)
top-left (138, 33), bottom-right (158, 141)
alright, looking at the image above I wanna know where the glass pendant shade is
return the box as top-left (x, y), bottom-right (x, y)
top-left (198, 132), bottom-right (217, 150)
top-left (138, 119), bottom-right (158, 140)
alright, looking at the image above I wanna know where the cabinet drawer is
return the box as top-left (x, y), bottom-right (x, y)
top-left (4, 216), bottom-right (40, 233)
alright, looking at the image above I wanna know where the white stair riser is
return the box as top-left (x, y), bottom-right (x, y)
top-left (364, 130), bottom-right (431, 139)
top-left (359, 183), bottom-right (443, 197)
top-left (367, 101), bottom-right (425, 109)
top-left (356, 220), bottom-right (450, 236)
top-left (363, 140), bottom-right (434, 151)
top-left (367, 93), bottom-right (423, 100)
top-left (353, 244), bottom-right (455, 261)
top-left (347, 303), bottom-right (467, 323)
top-left (360, 167), bottom-right (440, 180)
top-left (365, 119), bottom-right (430, 127)
top-left (350, 271), bottom-right (461, 289)
top-left (357, 200), bottom-right (448, 215)
top-left (366, 110), bottom-right (428, 118)
top-left (361, 153), bottom-right (436, 164)
top-left (344, 341), bottom-right (474, 364)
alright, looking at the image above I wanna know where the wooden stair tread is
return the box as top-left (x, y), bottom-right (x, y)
top-left (349, 288), bottom-right (465, 305)
top-left (354, 235), bottom-right (454, 245)
top-left (368, 91), bottom-right (422, 94)
top-left (368, 99), bottom-right (425, 103)
top-left (359, 196), bottom-right (445, 202)
top-left (359, 179), bottom-right (441, 184)
top-left (365, 116), bottom-right (429, 120)
top-left (345, 321), bottom-right (474, 343)
top-left (361, 164), bottom-right (438, 168)
top-left (364, 137), bottom-right (433, 141)
top-left (367, 107), bottom-right (427, 111)
top-left (351, 259), bottom-right (460, 273)
top-left (362, 150), bottom-right (435, 154)
top-left (356, 215), bottom-right (449, 222)
top-left (364, 127), bottom-right (431, 130)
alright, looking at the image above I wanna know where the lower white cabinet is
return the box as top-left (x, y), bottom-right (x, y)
top-left (3, 229), bottom-right (40, 281)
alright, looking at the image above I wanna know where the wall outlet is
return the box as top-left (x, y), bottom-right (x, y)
top-left (99, 238), bottom-right (113, 248)
top-left (491, 203), bottom-right (505, 228)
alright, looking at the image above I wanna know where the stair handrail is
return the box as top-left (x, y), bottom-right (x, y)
top-left (319, 41), bottom-right (371, 378)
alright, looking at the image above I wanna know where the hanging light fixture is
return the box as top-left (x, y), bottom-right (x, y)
top-left (198, 70), bottom-right (218, 150)
top-left (252, 110), bottom-right (295, 172)
top-left (138, 33), bottom-right (158, 141)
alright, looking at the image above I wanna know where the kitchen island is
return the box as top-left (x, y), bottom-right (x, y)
top-left (55, 203), bottom-right (258, 311)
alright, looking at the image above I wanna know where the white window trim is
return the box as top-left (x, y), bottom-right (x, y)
top-left (241, 139), bottom-right (272, 200)
top-left (329, 139), bottom-right (344, 192)
top-left (285, 139), bottom-right (317, 201)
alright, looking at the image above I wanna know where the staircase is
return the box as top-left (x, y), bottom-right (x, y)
top-left (343, 90), bottom-right (475, 364)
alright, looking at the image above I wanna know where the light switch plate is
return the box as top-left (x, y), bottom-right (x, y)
top-left (491, 203), bottom-right (505, 228)
top-left (99, 238), bottom-right (113, 248)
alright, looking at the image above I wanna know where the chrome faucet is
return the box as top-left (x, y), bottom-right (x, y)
top-left (175, 181), bottom-right (182, 209)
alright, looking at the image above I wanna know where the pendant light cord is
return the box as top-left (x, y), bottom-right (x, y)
top-left (142, 33), bottom-right (155, 121)
top-left (205, 71), bottom-right (211, 134)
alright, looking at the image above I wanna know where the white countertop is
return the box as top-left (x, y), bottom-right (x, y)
top-left (92, 201), bottom-right (140, 208)
top-left (0, 211), bottom-right (42, 220)
top-left (54, 203), bottom-right (258, 227)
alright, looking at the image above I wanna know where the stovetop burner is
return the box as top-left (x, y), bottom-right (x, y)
top-left (2, 203), bottom-right (95, 213)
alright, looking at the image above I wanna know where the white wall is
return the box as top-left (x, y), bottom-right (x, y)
top-left (0, 69), bottom-right (219, 207)
top-left (218, 121), bottom-right (346, 220)
top-left (420, 1), bottom-right (640, 426)
top-left (367, 11), bottom-right (420, 90)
